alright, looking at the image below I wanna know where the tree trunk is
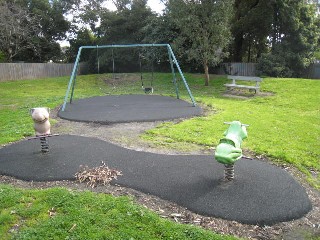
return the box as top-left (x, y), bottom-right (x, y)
top-left (204, 59), bottom-right (209, 86)
top-left (247, 37), bottom-right (251, 62)
top-left (7, 48), bottom-right (13, 62)
top-left (271, 2), bottom-right (279, 51)
top-left (233, 0), bottom-right (243, 62)
top-left (234, 32), bottom-right (243, 62)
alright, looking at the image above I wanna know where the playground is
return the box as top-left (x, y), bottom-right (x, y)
top-left (0, 52), bottom-right (319, 238)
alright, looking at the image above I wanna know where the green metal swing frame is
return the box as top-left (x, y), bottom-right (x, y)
top-left (61, 43), bottom-right (197, 112)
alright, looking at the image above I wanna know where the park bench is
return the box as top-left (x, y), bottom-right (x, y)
top-left (225, 75), bottom-right (262, 94)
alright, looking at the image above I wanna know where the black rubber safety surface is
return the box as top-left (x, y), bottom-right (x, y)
top-left (58, 95), bottom-right (203, 123)
top-left (0, 135), bottom-right (312, 225)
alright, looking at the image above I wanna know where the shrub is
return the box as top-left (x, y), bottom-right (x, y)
top-left (256, 53), bottom-right (293, 78)
top-left (0, 51), bottom-right (6, 63)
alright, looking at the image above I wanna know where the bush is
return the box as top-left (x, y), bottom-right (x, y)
top-left (256, 53), bottom-right (293, 78)
top-left (0, 51), bottom-right (6, 63)
top-left (315, 51), bottom-right (320, 60)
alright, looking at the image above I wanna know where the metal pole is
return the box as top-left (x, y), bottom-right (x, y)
top-left (112, 48), bottom-right (115, 79)
top-left (77, 44), bottom-right (169, 50)
top-left (61, 47), bottom-right (83, 111)
top-left (69, 63), bottom-right (80, 104)
top-left (167, 48), bottom-right (179, 99)
top-left (166, 45), bottom-right (196, 106)
top-left (96, 45), bottom-right (100, 74)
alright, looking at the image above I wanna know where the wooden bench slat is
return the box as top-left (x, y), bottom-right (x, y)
top-left (227, 75), bottom-right (262, 82)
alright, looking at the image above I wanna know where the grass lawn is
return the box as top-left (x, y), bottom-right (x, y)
top-left (0, 184), bottom-right (236, 240)
top-left (0, 73), bottom-right (319, 238)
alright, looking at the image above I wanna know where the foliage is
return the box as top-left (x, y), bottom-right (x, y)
top-left (67, 28), bottom-right (97, 63)
top-left (142, 12), bottom-right (178, 44)
top-left (98, 0), bottom-right (155, 44)
top-left (1, 0), bottom-right (318, 71)
top-left (77, 0), bottom-right (105, 33)
top-left (231, 0), bottom-right (273, 62)
top-left (74, 0), bottom-right (158, 73)
top-left (142, 15), bottom-right (180, 69)
top-left (28, 0), bottom-right (69, 41)
top-left (256, 0), bottom-right (320, 77)
top-left (19, 0), bottom-right (70, 62)
top-left (0, 1), bottom-right (40, 62)
top-left (230, 0), bottom-right (320, 76)
top-left (0, 51), bottom-right (6, 63)
top-left (0, 0), bottom-right (71, 62)
top-left (167, 0), bottom-right (234, 85)
top-left (256, 52), bottom-right (293, 77)
top-left (0, 184), bottom-right (236, 239)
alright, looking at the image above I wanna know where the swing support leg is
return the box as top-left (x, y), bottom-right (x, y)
top-left (168, 49), bottom-right (179, 99)
top-left (167, 45), bottom-right (196, 106)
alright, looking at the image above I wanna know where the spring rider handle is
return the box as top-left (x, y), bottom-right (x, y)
top-left (214, 121), bottom-right (248, 181)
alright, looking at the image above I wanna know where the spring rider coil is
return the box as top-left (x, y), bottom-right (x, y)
top-left (214, 121), bottom-right (248, 181)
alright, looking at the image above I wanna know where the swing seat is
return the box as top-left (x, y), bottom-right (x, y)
top-left (143, 86), bottom-right (153, 94)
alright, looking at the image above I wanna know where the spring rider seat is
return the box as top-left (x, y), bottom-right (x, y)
top-left (30, 107), bottom-right (52, 153)
top-left (214, 121), bottom-right (248, 181)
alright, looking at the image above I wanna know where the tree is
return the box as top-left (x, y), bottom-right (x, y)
top-left (142, 14), bottom-right (180, 70)
top-left (167, 0), bottom-right (234, 86)
top-left (75, 0), bottom-right (105, 33)
top-left (98, 0), bottom-right (155, 44)
top-left (68, 28), bottom-right (97, 62)
top-left (112, 0), bottom-right (131, 11)
top-left (0, 1), bottom-right (40, 62)
top-left (87, 0), bottom-right (157, 73)
top-left (0, 51), bottom-right (6, 63)
top-left (257, 0), bottom-right (320, 77)
top-left (231, 0), bottom-right (273, 62)
top-left (0, 0), bottom-right (72, 62)
top-left (23, 0), bottom-right (70, 62)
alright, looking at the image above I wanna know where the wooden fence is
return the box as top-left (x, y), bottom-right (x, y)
top-left (0, 63), bottom-right (88, 81)
top-left (305, 63), bottom-right (320, 79)
top-left (1, 62), bottom-right (318, 81)
top-left (215, 63), bottom-right (257, 76)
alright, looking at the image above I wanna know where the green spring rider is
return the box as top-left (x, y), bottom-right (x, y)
top-left (214, 121), bottom-right (248, 181)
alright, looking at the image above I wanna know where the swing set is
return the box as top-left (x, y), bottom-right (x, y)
top-left (61, 44), bottom-right (196, 112)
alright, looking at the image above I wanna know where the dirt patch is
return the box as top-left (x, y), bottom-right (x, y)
top-left (1, 108), bottom-right (319, 240)
top-left (223, 89), bottom-right (274, 99)
top-left (52, 106), bottom-right (211, 155)
top-left (99, 73), bottom-right (141, 85)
